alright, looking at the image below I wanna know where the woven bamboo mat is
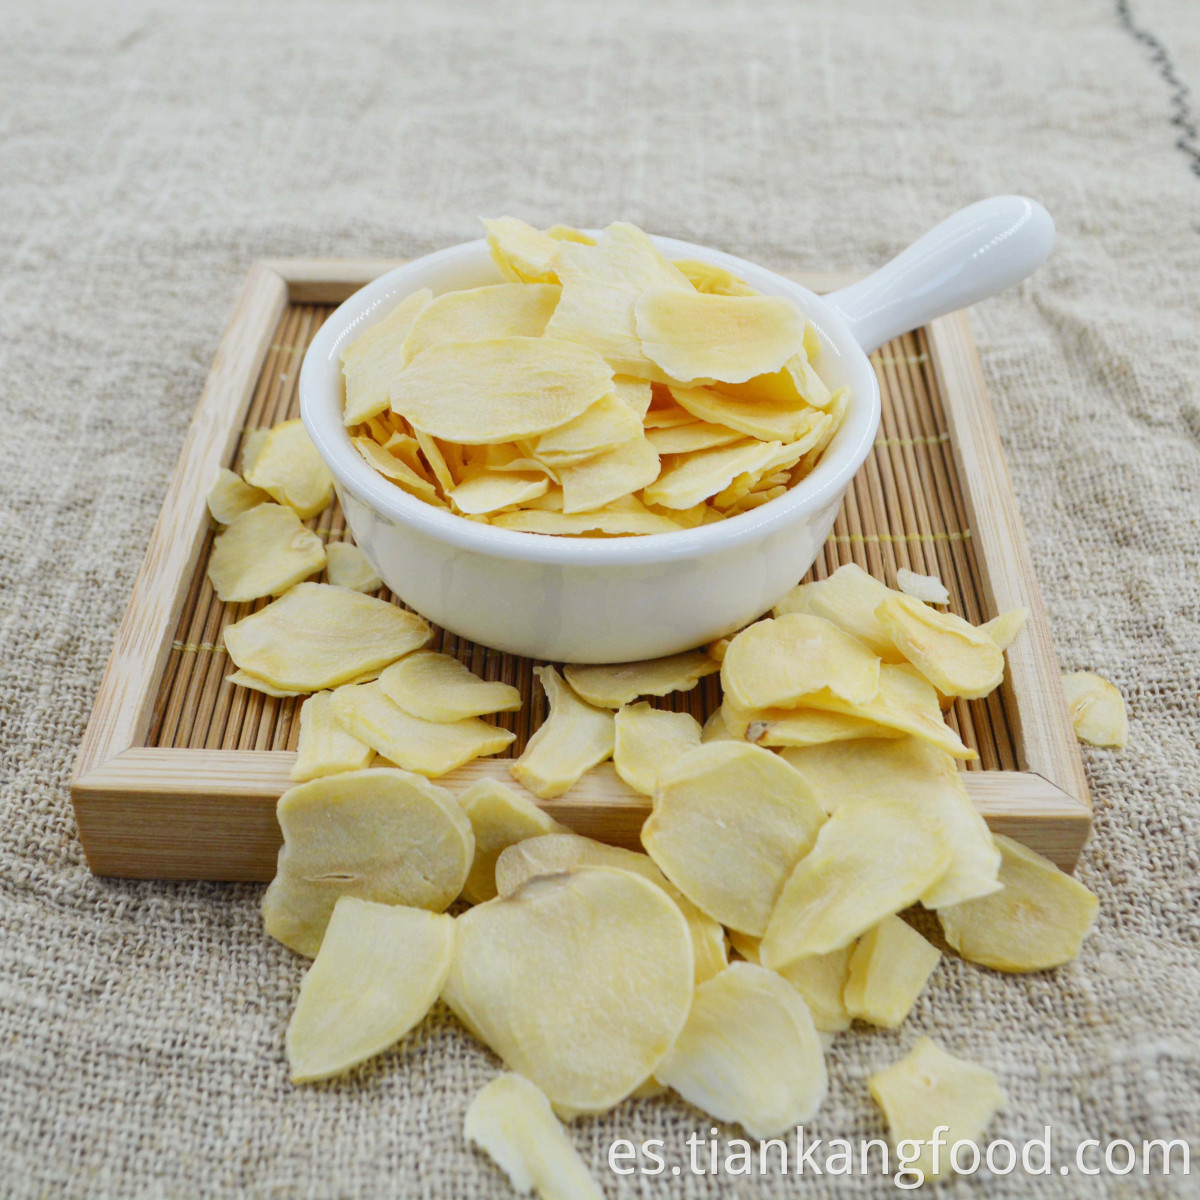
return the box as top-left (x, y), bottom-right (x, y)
top-left (148, 302), bottom-right (1017, 770)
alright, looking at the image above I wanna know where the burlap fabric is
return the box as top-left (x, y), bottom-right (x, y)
top-left (2, 1), bottom-right (1197, 1195)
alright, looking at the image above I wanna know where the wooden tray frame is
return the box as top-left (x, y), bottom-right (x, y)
top-left (70, 260), bottom-right (1091, 880)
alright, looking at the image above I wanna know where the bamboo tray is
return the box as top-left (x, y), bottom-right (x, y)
top-left (70, 259), bottom-right (1091, 880)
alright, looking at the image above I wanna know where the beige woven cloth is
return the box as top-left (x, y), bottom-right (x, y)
top-left (2, 0), bottom-right (1198, 1195)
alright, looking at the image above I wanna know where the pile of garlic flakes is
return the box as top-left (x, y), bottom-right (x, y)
top-left (199, 239), bottom-right (1126, 1191)
top-left (225, 544), bottom-right (1117, 1194)
top-left (340, 218), bottom-right (846, 535)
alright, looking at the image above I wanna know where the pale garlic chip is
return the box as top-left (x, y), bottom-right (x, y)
top-left (399, 282), bottom-right (560, 366)
top-left (760, 795), bottom-right (952, 968)
top-left (544, 224), bottom-right (595, 245)
top-left (353, 436), bottom-right (439, 500)
top-left (1061, 670), bottom-right (1128, 748)
top-left (239, 427), bottom-right (269, 476)
top-left (645, 420), bottom-right (744, 455)
top-left (705, 636), bottom-right (731, 663)
top-left (332, 681), bottom-right (514, 777)
top-left (206, 466), bottom-right (269, 525)
top-left (291, 690), bottom-right (374, 782)
top-left (464, 1073), bottom-right (604, 1200)
top-left (613, 703), bottom-right (702, 795)
top-left (980, 606), bottom-right (1029, 651)
top-left (655, 962), bottom-right (827, 1140)
top-left (457, 779), bottom-right (566, 905)
top-left (262, 767), bottom-right (473, 956)
top-left (493, 832), bottom-right (728, 986)
top-left (895, 567), bottom-right (951, 606)
top-left (610, 374), bottom-right (654, 420)
top-left (494, 832), bottom-right (675, 898)
top-left (243, 418), bottom-right (335, 520)
top-left (226, 669), bottom-right (306, 698)
top-left (483, 216), bottom-right (569, 284)
top-left (543, 223), bottom-right (692, 380)
top-left (780, 735), bottom-right (1000, 907)
top-left (714, 349), bottom-right (831, 411)
top-left (868, 1038), bottom-right (1006, 1183)
top-left (207, 503), bottom-right (326, 603)
top-left (701, 705), bottom-right (741, 743)
top-left (509, 666), bottom-right (615, 798)
top-left (720, 613), bottom-right (882, 711)
top-left (746, 707), bottom-right (903, 749)
top-left (641, 742), bottom-right (825, 936)
top-left (641, 403), bottom-right (697, 429)
top-left (670, 258), bottom-right (758, 296)
top-left (449, 470), bottom-right (550, 515)
top-left (442, 866), bottom-right (693, 1116)
top-left (635, 287), bottom-right (804, 385)
top-left (781, 661), bottom-right (976, 761)
top-left (670, 382), bottom-right (826, 444)
top-left (564, 650), bottom-right (719, 708)
top-left (937, 835), bottom-right (1099, 972)
top-left (557, 433), bottom-right (660, 513)
top-left (379, 650), bottom-right (521, 723)
top-left (728, 930), bottom-right (853, 1034)
top-left (381, 430), bottom-right (427, 476)
top-left (390, 337), bottom-right (612, 445)
top-left (643, 439), bottom-right (781, 510)
top-left (341, 288), bottom-right (433, 426)
top-left (802, 320), bottom-right (822, 362)
top-left (323, 541), bottom-right (381, 593)
top-left (875, 593), bottom-right (1006, 700)
top-left (286, 897), bottom-right (454, 1083)
top-left (534, 392), bottom-right (644, 467)
top-left (685, 907), bottom-right (731, 986)
top-left (223, 582), bottom-right (430, 692)
top-left (773, 563), bottom-right (906, 660)
top-left (843, 915), bottom-right (941, 1029)
top-left (412, 427), bottom-right (457, 493)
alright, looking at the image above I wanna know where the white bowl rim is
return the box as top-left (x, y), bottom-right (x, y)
top-left (299, 233), bottom-right (881, 567)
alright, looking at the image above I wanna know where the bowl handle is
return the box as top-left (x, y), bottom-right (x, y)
top-left (824, 196), bottom-right (1054, 354)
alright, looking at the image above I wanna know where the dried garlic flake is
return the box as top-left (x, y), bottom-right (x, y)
top-left (635, 288), bottom-right (805, 385)
top-left (287, 897), bottom-right (453, 1082)
top-left (207, 503), bottom-right (325, 603)
top-left (458, 779), bottom-right (566, 905)
top-left (324, 542), bottom-right (381, 593)
top-left (290, 690), bottom-right (374, 782)
top-left (442, 866), bottom-right (693, 1116)
top-left (613, 703), bottom-right (702, 796)
top-left (869, 1038), bottom-right (1006, 1183)
top-left (937, 835), bottom-right (1099, 972)
top-left (564, 650), bottom-right (718, 708)
top-left (243, 419), bottom-right (335, 520)
top-left (721, 613), bottom-right (881, 711)
top-left (223, 583), bottom-right (430, 693)
top-left (509, 666), bottom-right (615, 799)
top-left (895, 567), bottom-right (951, 606)
top-left (262, 767), bottom-right (473, 956)
top-left (642, 742), bottom-right (825, 936)
top-left (379, 650), bottom-right (521, 723)
top-left (655, 962), bottom-right (827, 1139)
top-left (464, 1073), bottom-right (604, 1200)
top-left (1061, 670), bottom-right (1128, 748)
top-left (843, 915), bottom-right (941, 1029)
top-left (332, 681), bottom-right (514, 777)
top-left (207, 466), bottom-right (269, 525)
top-left (391, 337), bottom-right (612, 445)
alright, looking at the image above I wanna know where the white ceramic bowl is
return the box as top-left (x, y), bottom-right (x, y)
top-left (300, 197), bottom-right (1053, 662)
